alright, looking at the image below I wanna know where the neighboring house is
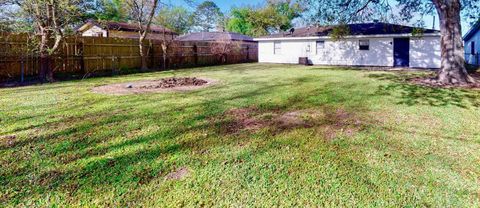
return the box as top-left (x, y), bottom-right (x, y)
top-left (254, 22), bottom-right (441, 68)
top-left (76, 20), bottom-right (178, 40)
top-left (464, 21), bottom-right (480, 66)
top-left (176, 32), bottom-right (256, 43)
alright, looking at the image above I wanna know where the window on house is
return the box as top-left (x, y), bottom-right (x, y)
top-left (306, 43), bottom-right (311, 53)
top-left (472, 41), bottom-right (476, 54)
top-left (316, 41), bottom-right (325, 54)
top-left (274, 41), bottom-right (281, 54)
top-left (359, 40), bottom-right (370, 50)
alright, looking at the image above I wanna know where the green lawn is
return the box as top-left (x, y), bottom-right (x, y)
top-left (1, 63), bottom-right (479, 207)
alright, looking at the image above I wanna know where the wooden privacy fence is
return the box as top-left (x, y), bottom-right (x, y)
top-left (0, 35), bottom-right (258, 82)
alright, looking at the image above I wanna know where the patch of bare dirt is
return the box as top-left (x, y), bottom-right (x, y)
top-left (321, 108), bottom-right (364, 140)
top-left (221, 106), bottom-right (366, 140)
top-left (225, 107), bottom-right (270, 133)
top-left (0, 135), bottom-right (17, 148)
top-left (273, 110), bottom-right (317, 130)
top-left (165, 167), bottom-right (190, 180)
top-left (409, 75), bottom-right (480, 89)
top-left (92, 77), bottom-right (217, 95)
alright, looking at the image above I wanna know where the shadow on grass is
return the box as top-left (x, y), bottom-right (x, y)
top-left (367, 73), bottom-right (480, 108)
top-left (1, 74), bottom-right (377, 205)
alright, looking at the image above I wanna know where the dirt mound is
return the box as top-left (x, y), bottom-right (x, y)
top-left (222, 106), bottom-right (365, 139)
top-left (92, 77), bottom-right (217, 95)
top-left (139, 77), bottom-right (208, 89)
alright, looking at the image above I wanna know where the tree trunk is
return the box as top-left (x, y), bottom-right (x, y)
top-left (38, 31), bottom-right (54, 82)
top-left (161, 43), bottom-right (167, 70)
top-left (433, 0), bottom-right (475, 84)
top-left (139, 37), bottom-right (148, 71)
top-left (39, 53), bottom-right (49, 82)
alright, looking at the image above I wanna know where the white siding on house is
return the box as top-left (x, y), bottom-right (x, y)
top-left (311, 38), bottom-right (393, 66)
top-left (81, 26), bottom-right (108, 37)
top-left (410, 36), bottom-right (441, 68)
top-left (464, 29), bottom-right (480, 65)
top-left (257, 36), bottom-right (441, 68)
top-left (259, 40), bottom-right (310, 63)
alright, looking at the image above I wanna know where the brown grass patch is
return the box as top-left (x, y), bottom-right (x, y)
top-left (225, 107), bottom-right (269, 133)
top-left (320, 108), bottom-right (364, 140)
top-left (38, 170), bottom-right (64, 188)
top-left (220, 106), bottom-right (366, 139)
top-left (0, 134), bottom-right (17, 148)
top-left (165, 167), bottom-right (190, 180)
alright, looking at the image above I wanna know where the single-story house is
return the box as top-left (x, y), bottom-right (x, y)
top-left (76, 20), bottom-right (178, 40)
top-left (176, 32), bottom-right (256, 43)
top-left (254, 22), bottom-right (441, 68)
top-left (464, 21), bottom-right (480, 66)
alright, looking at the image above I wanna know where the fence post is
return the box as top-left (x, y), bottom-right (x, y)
top-left (193, 44), bottom-right (198, 65)
top-left (246, 46), bottom-right (249, 62)
top-left (150, 42), bottom-right (154, 69)
top-left (20, 56), bottom-right (24, 83)
top-left (79, 40), bottom-right (85, 75)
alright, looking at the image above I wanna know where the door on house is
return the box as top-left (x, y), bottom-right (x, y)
top-left (393, 38), bottom-right (410, 67)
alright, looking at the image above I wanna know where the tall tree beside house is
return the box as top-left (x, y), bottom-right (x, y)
top-left (0, 0), bottom-right (92, 82)
top-left (155, 6), bottom-right (193, 34)
top-left (124, 0), bottom-right (160, 71)
top-left (191, 1), bottom-right (223, 32)
top-left (302, 0), bottom-right (480, 85)
top-left (93, 0), bottom-right (129, 22)
top-left (269, 0), bottom-right (303, 31)
top-left (226, 7), bottom-right (254, 35)
top-left (226, 0), bottom-right (302, 37)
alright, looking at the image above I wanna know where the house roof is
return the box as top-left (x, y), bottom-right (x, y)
top-left (259, 22), bottom-right (439, 39)
top-left (76, 20), bottom-right (177, 35)
top-left (176, 32), bottom-right (255, 42)
top-left (463, 21), bottom-right (480, 41)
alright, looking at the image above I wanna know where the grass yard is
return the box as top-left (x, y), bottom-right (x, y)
top-left (1, 63), bottom-right (480, 207)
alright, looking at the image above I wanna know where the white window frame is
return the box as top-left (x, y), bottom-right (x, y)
top-left (316, 41), bottom-right (325, 54)
top-left (359, 39), bottom-right (370, 50)
top-left (274, 41), bottom-right (282, 55)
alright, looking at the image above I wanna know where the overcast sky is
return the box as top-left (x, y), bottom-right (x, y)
top-left (166, 0), bottom-right (473, 35)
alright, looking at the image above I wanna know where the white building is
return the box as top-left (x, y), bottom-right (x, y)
top-left (76, 20), bottom-right (178, 40)
top-left (464, 21), bottom-right (480, 66)
top-left (254, 23), bottom-right (441, 68)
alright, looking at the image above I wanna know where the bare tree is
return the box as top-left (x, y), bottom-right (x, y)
top-left (155, 7), bottom-right (181, 70)
top-left (210, 34), bottom-right (241, 64)
top-left (3, 0), bottom-right (88, 82)
top-left (125, 0), bottom-right (160, 71)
